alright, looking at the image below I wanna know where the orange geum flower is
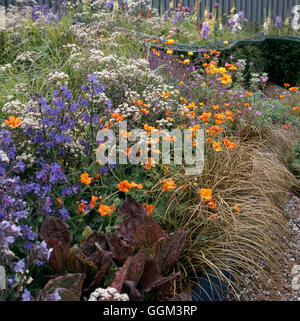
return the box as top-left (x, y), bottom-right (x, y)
top-left (212, 141), bottom-right (222, 152)
top-left (78, 202), bottom-right (87, 214)
top-left (208, 201), bottom-right (216, 210)
top-left (141, 108), bottom-right (150, 114)
top-left (292, 106), bottom-right (299, 111)
top-left (214, 113), bottom-right (226, 125)
top-left (111, 112), bottom-right (124, 122)
top-left (90, 196), bottom-right (98, 209)
top-left (143, 204), bottom-right (154, 214)
top-left (162, 90), bottom-right (171, 98)
top-left (186, 102), bottom-right (197, 110)
top-left (284, 83), bottom-right (290, 87)
top-left (55, 197), bottom-right (62, 206)
top-left (234, 204), bottom-right (240, 212)
top-left (180, 96), bottom-right (188, 104)
top-left (80, 173), bottom-right (93, 185)
top-left (198, 112), bottom-right (211, 122)
top-left (118, 180), bottom-right (143, 192)
top-left (209, 213), bottom-right (217, 220)
top-left (188, 124), bottom-right (200, 136)
top-left (199, 188), bottom-right (213, 202)
top-left (4, 116), bottom-right (21, 128)
top-left (162, 179), bottom-right (177, 192)
top-left (224, 138), bottom-right (237, 149)
top-left (289, 87), bottom-right (299, 92)
top-left (118, 180), bottom-right (132, 193)
top-left (208, 125), bottom-right (223, 136)
top-left (279, 95), bottom-right (285, 99)
top-left (129, 181), bottom-right (143, 189)
top-left (98, 204), bottom-right (115, 216)
top-left (144, 124), bottom-right (155, 132)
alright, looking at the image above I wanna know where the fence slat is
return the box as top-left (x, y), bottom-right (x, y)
top-left (257, 0), bottom-right (262, 24)
top-left (223, 0), bottom-right (229, 15)
top-left (246, 0), bottom-right (251, 22)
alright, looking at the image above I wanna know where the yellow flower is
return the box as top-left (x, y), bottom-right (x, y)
top-left (166, 49), bottom-right (173, 55)
top-left (219, 73), bottom-right (232, 85)
top-left (223, 41), bottom-right (229, 45)
top-left (188, 51), bottom-right (193, 56)
top-left (167, 39), bottom-right (175, 45)
top-left (183, 59), bottom-right (190, 65)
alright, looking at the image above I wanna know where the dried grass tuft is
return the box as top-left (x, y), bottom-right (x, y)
top-left (155, 127), bottom-right (298, 300)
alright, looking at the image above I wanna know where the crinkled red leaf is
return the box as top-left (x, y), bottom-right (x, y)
top-left (80, 232), bottom-right (108, 257)
top-left (137, 254), bottom-right (161, 293)
top-left (42, 273), bottom-right (86, 299)
top-left (46, 238), bottom-right (70, 273)
top-left (122, 280), bottom-right (142, 301)
top-left (109, 256), bottom-right (132, 293)
top-left (152, 271), bottom-right (181, 293)
top-left (135, 216), bottom-right (166, 248)
top-left (106, 233), bottom-right (134, 265)
top-left (126, 247), bottom-right (145, 286)
top-left (84, 250), bottom-right (113, 292)
top-left (66, 247), bottom-right (98, 274)
top-left (158, 230), bottom-right (187, 273)
top-left (39, 216), bottom-right (72, 245)
top-left (117, 199), bottom-right (149, 246)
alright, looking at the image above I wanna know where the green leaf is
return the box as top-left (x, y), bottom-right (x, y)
top-left (81, 226), bottom-right (94, 242)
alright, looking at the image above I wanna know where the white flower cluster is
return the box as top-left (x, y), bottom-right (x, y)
top-left (2, 100), bottom-right (40, 130)
top-left (88, 287), bottom-right (129, 301)
top-left (14, 83), bottom-right (29, 96)
top-left (0, 64), bottom-right (12, 72)
top-left (128, 0), bottom-right (151, 13)
top-left (0, 150), bottom-right (10, 163)
top-left (15, 51), bottom-right (35, 64)
top-left (45, 71), bottom-right (69, 87)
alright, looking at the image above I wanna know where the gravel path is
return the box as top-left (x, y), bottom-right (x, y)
top-left (228, 193), bottom-right (300, 301)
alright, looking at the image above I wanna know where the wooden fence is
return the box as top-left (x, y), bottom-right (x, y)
top-left (152, 0), bottom-right (299, 23)
top-left (1, 0), bottom-right (300, 24)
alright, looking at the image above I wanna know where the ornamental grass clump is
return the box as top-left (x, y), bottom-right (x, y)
top-left (156, 126), bottom-right (298, 299)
